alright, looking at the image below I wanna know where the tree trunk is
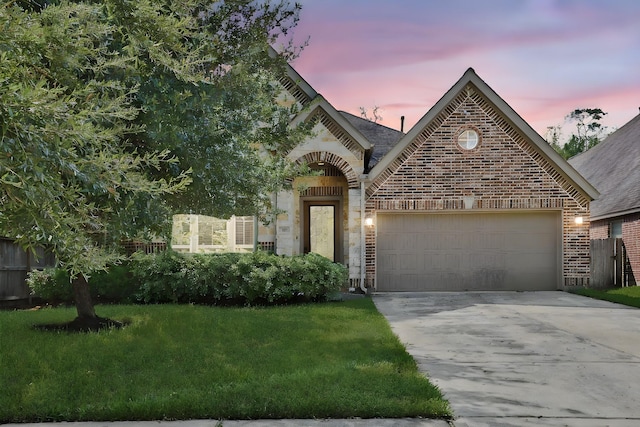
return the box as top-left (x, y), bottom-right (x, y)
top-left (72, 274), bottom-right (96, 319)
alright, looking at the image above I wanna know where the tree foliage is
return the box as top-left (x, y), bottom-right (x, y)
top-left (0, 0), bottom-right (308, 320)
top-left (1, 2), bottom-right (187, 275)
top-left (116, 0), bottom-right (311, 217)
top-left (546, 108), bottom-right (608, 159)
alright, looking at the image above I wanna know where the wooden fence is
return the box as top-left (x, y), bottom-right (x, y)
top-left (590, 238), bottom-right (635, 288)
top-left (0, 238), bottom-right (56, 301)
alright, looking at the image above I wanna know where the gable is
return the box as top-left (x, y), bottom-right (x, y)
top-left (367, 68), bottom-right (598, 205)
top-left (287, 99), bottom-right (372, 187)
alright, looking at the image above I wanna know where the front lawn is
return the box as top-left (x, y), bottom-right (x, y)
top-left (0, 298), bottom-right (450, 422)
top-left (572, 286), bottom-right (640, 308)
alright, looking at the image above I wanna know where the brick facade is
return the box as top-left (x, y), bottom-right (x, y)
top-left (590, 220), bottom-right (609, 240)
top-left (624, 214), bottom-right (640, 280)
top-left (365, 83), bottom-right (591, 289)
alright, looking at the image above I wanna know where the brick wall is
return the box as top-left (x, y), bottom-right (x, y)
top-left (365, 83), bottom-right (591, 289)
top-left (623, 213), bottom-right (640, 280)
top-left (590, 220), bottom-right (609, 239)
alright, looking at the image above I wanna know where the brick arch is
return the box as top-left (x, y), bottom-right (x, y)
top-left (293, 152), bottom-right (359, 188)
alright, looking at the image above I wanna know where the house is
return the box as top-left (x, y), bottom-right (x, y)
top-left (180, 65), bottom-right (598, 292)
top-left (568, 113), bottom-right (640, 284)
top-left (259, 65), bottom-right (599, 292)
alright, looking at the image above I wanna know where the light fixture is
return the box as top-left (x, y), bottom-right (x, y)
top-left (364, 217), bottom-right (374, 227)
top-left (574, 216), bottom-right (584, 225)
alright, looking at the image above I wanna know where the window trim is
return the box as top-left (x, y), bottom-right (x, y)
top-left (456, 127), bottom-right (481, 151)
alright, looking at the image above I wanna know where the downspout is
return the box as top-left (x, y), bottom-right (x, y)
top-left (360, 178), bottom-right (368, 294)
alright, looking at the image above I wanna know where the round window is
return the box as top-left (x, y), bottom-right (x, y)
top-left (457, 129), bottom-right (479, 150)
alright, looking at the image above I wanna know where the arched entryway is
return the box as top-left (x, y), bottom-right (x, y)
top-left (298, 162), bottom-right (348, 264)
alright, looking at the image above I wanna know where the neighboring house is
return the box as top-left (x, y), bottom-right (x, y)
top-left (568, 113), bottom-right (640, 284)
top-left (253, 65), bottom-right (598, 292)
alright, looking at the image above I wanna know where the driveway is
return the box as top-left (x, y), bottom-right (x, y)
top-left (373, 291), bottom-right (640, 427)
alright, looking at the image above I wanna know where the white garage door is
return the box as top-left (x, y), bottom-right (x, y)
top-left (376, 212), bottom-right (560, 291)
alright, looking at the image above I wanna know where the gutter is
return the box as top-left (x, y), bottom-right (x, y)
top-left (590, 206), bottom-right (640, 222)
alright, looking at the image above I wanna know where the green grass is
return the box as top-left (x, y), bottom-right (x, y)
top-left (572, 286), bottom-right (640, 308)
top-left (0, 299), bottom-right (450, 422)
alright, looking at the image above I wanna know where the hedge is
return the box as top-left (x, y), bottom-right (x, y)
top-left (27, 251), bottom-right (348, 306)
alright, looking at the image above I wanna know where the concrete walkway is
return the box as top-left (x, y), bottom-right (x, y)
top-left (373, 291), bottom-right (640, 427)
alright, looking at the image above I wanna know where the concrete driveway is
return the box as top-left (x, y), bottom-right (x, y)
top-left (373, 291), bottom-right (640, 427)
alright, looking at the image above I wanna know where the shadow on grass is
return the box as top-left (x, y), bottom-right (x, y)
top-left (33, 316), bottom-right (131, 333)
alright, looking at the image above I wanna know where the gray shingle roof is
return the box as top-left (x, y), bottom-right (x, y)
top-left (568, 113), bottom-right (640, 219)
top-left (338, 111), bottom-right (404, 170)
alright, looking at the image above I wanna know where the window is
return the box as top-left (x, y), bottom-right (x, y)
top-left (235, 216), bottom-right (254, 246)
top-left (457, 129), bottom-right (479, 150)
top-left (610, 220), bottom-right (623, 238)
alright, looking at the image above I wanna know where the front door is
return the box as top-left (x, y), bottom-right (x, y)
top-left (303, 201), bottom-right (342, 262)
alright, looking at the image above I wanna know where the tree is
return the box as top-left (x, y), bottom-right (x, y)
top-left (1, 2), bottom-right (190, 327)
top-left (0, 0), bottom-right (307, 329)
top-left (359, 105), bottom-right (383, 124)
top-left (116, 0), bottom-right (311, 218)
top-left (547, 108), bottom-right (608, 159)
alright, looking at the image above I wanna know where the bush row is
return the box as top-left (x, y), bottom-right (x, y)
top-left (27, 251), bottom-right (348, 306)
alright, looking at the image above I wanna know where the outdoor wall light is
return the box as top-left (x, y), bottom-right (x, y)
top-left (574, 216), bottom-right (584, 225)
top-left (364, 217), bottom-right (374, 227)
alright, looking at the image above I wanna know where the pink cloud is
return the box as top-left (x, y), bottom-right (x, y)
top-left (288, 0), bottom-right (640, 138)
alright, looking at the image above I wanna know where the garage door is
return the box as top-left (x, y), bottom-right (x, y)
top-left (376, 212), bottom-right (560, 291)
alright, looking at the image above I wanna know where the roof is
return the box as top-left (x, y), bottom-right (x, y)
top-left (367, 68), bottom-right (599, 202)
top-left (338, 111), bottom-right (404, 170)
top-left (568, 113), bottom-right (640, 220)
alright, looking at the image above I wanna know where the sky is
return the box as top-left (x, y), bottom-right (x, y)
top-left (286, 0), bottom-right (640, 140)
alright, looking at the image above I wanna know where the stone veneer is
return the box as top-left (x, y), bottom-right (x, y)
top-left (269, 106), bottom-right (367, 287)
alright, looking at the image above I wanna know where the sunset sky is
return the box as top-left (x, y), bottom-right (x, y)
top-left (287, 0), bottom-right (640, 140)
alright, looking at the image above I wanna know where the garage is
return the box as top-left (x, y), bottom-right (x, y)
top-left (376, 211), bottom-right (561, 291)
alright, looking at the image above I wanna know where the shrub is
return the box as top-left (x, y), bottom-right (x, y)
top-left (26, 268), bottom-right (73, 304)
top-left (28, 251), bottom-right (348, 307)
top-left (90, 263), bottom-right (137, 303)
top-left (132, 250), bottom-right (347, 305)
